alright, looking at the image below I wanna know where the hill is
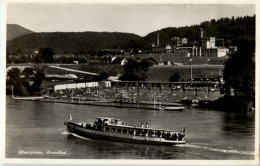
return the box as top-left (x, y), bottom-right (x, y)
top-left (7, 32), bottom-right (141, 54)
top-left (7, 15), bottom-right (255, 55)
top-left (127, 15), bottom-right (255, 51)
top-left (7, 24), bottom-right (34, 41)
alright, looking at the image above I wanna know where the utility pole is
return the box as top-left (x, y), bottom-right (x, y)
top-left (153, 92), bottom-right (156, 109)
top-left (11, 85), bottom-right (14, 99)
top-left (190, 67), bottom-right (193, 80)
top-left (71, 89), bottom-right (73, 102)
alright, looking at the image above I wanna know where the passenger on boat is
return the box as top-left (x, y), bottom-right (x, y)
top-left (172, 133), bottom-right (177, 140)
top-left (162, 131), bottom-right (165, 137)
top-left (142, 130), bottom-right (148, 136)
top-left (148, 130), bottom-right (152, 137)
top-left (69, 113), bottom-right (72, 121)
top-left (154, 130), bottom-right (157, 137)
top-left (157, 131), bottom-right (161, 138)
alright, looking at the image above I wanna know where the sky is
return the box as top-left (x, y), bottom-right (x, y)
top-left (7, 3), bottom-right (255, 36)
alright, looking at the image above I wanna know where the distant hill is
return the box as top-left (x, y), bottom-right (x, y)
top-left (7, 24), bottom-right (34, 41)
top-left (127, 15), bottom-right (255, 51)
top-left (7, 15), bottom-right (255, 55)
top-left (7, 32), bottom-right (141, 54)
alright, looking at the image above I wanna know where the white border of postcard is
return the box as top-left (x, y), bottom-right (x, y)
top-left (1, 0), bottom-right (259, 165)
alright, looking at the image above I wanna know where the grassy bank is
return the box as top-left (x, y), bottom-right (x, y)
top-left (147, 65), bottom-right (224, 82)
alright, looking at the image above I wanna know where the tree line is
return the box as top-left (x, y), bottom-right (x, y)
top-left (7, 47), bottom-right (55, 64)
top-left (127, 15), bottom-right (255, 51)
top-left (216, 39), bottom-right (255, 111)
top-left (7, 32), bottom-right (140, 55)
top-left (6, 67), bottom-right (45, 96)
top-left (7, 16), bottom-right (254, 55)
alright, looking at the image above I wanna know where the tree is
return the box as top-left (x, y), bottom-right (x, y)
top-left (30, 69), bottom-right (45, 93)
top-left (124, 58), bottom-right (139, 73)
top-left (6, 67), bottom-right (46, 96)
top-left (98, 72), bottom-right (109, 80)
top-left (39, 47), bottom-right (55, 63)
top-left (7, 67), bottom-right (21, 81)
top-left (6, 68), bottom-right (29, 96)
top-left (33, 54), bottom-right (44, 63)
top-left (139, 59), bottom-right (150, 72)
top-left (22, 68), bottom-right (34, 79)
top-left (223, 52), bottom-right (254, 99)
top-left (119, 58), bottom-right (150, 81)
top-left (93, 72), bottom-right (109, 81)
top-left (169, 72), bottom-right (180, 82)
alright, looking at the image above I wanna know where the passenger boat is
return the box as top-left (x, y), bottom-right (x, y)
top-left (64, 116), bottom-right (185, 145)
top-left (162, 106), bottom-right (185, 111)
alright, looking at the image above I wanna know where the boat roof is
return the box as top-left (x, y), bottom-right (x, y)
top-left (95, 117), bottom-right (183, 132)
top-left (108, 124), bottom-right (182, 132)
top-left (96, 117), bottom-right (122, 121)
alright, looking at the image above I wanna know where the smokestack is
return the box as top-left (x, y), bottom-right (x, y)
top-left (157, 30), bottom-right (160, 45)
top-left (199, 28), bottom-right (203, 39)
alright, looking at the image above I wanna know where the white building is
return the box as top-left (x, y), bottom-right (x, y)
top-left (217, 47), bottom-right (229, 57)
top-left (121, 58), bottom-right (128, 66)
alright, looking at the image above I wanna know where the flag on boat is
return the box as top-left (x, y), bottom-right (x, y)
top-left (69, 113), bottom-right (72, 121)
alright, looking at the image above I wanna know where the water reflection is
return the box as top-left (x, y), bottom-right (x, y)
top-left (222, 112), bottom-right (255, 135)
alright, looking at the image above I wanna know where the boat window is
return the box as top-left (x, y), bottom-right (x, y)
top-left (105, 127), bottom-right (110, 131)
top-left (129, 130), bottom-right (133, 134)
top-left (142, 130), bottom-right (148, 136)
top-left (111, 128), bottom-right (115, 132)
top-left (136, 129), bottom-right (142, 136)
top-left (123, 129), bottom-right (127, 133)
top-left (117, 129), bottom-right (121, 133)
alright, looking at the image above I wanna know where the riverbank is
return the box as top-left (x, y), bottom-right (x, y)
top-left (10, 85), bottom-right (223, 110)
top-left (11, 96), bottom-right (184, 110)
top-left (11, 93), bottom-right (255, 112)
top-left (211, 96), bottom-right (255, 112)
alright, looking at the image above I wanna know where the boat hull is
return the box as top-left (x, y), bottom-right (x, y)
top-left (163, 106), bottom-right (185, 111)
top-left (65, 122), bottom-right (185, 146)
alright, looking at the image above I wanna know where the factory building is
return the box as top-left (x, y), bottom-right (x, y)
top-left (191, 28), bottom-right (229, 57)
top-left (150, 28), bottom-right (231, 57)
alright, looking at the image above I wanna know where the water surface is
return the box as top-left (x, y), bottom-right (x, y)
top-left (6, 96), bottom-right (255, 159)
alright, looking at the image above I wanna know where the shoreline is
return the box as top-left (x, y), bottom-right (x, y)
top-left (10, 95), bottom-right (212, 110)
top-left (10, 95), bottom-right (255, 112)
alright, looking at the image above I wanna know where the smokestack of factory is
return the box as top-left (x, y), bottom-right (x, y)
top-left (199, 28), bottom-right (204, 39)
top-left (157, 30), bottom-right (160, 45)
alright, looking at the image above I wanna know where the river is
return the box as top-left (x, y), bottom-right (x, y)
top-left (5, 96), bottom-right (255, 159)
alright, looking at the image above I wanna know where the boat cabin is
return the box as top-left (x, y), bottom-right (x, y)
top-left (92, 117), bottom-right (184, 141)
top-left (94, 117), bottom-right (126, 126)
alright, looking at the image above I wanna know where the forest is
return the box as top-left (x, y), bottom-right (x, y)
top-left (127, 15), bottom-right (255, 52)
top-left (7, 15), bottom-right (255, 55)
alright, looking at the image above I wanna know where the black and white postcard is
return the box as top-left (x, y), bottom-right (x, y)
top-left (1, 0), bottom-right (259, 165)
